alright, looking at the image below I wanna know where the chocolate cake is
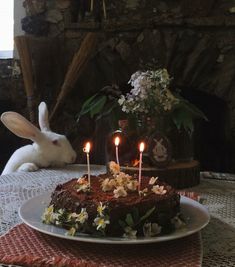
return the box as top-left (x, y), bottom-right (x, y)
top-left (42, 162), bottom-right (182, 238)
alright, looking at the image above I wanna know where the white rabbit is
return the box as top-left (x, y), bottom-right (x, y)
top-left (1, 102), bottom-right (77, 175)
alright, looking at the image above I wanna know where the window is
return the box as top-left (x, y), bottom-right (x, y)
top-left (0, 0), bottom-right (14, 58)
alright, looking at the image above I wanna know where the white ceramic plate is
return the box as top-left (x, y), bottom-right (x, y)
top-left (19, 193), bottom-right (210, 244)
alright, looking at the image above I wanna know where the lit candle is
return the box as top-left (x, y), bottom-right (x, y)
top-left (114, 136), bottom-right (120, 165)
top-left (102, 0), bottom-right (107, 19)
top-left (90, 0), bottom-right (94, 12)
top-left (138, 142), bottom-right (145, 193)
top-left (83, 142), bottom-right (91, 188)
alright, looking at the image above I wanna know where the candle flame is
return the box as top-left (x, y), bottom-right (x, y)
top-left (83, 142), bottom-right (91, 153)
top-left (139, 142), bottom-right (145, 152)
top-left (114, 136), bottom-right (120, 146)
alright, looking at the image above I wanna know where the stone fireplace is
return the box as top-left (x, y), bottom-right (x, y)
top-left (1, 0), bottom-right (235, 173)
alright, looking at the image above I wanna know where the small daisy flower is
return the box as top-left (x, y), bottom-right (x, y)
top-left (171, 215), bottom-right (186, 229)
top-left (143, 223), bottom-right (162, 237)
top-left (101, 178), bottom-right (116, 192)
top-left (109, 161), bottom-right (120, 174)
top-left (113, 186), bottom-right (127, 198)
top-left (66, 227), bottom-right (76, 236)
top-left (123, 226), bottom-right (137, 239)
top-left (126, 180), bottom-right (138, 191)
top-left (97, 202), bottom-right (107, 216)
top-left (94, 216), bottom-right (110, 230)
top-left (76, 208), bottom-right (88, 224)
top-left (76, 184), bottom-right (90, 193)
top-left (149, 177), bottom-right (158, 185)
top-left (42, 205), bottom-right (55, 224)
top-left (139, 188), bottom-right (148, 196)
top-left (152, 185), bottom-right (167, 195)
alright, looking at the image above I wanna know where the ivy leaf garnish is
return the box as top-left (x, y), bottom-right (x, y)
top-left (118, 206), bottom-right (156, 233)
top-left (118, 219), bottom-right (126, 229)
top-left (132, 207), bottom-right (140, 223)
top-left (140, 207), bottom-right (156, 222)
top-left (125, 213), bottom-right (134, 227)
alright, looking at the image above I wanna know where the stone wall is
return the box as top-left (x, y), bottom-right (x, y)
top-left (1, 0), bottom-right (235, 172)
top-left (0, 59), bottom-right (27, 170)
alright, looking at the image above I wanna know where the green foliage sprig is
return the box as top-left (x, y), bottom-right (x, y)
top-left (77, 70), bottom-right (207, 135)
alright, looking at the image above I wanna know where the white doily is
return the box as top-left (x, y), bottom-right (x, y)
top-left (0, 166), bottom-right (235, 267)
top-left (187, 179), bottom-right (235, 267)
top-left (0, 165), bottom-right (105, 236)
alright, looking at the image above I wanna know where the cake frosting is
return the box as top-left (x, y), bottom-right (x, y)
top-left (42, 162), bottom-right (183, 238)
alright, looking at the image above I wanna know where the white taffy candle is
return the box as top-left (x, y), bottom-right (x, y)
top-left (114, 136), bottom-right (120, 165)
top-left (83, 142), bottom-right (91, 189)
top-left (102, 0), bottom-right (107, 19)
top-left (138, 142), bottom-right (145, 193)
top-left (90, 0), bottom-right (94, 12)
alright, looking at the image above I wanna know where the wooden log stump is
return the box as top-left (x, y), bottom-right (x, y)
top-left (121, 160), bottom-right (200, 189)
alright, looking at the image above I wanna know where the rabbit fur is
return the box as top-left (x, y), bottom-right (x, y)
top-left (1, 102), bottom-right (77, 175)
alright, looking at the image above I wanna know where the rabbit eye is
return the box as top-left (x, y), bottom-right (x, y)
top-left (52, 139), bottom-right (60, 146)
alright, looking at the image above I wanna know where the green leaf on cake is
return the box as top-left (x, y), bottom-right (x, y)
top-left (140, 206), bottom-right (156, 222)
top-left (119, 207), bottom-right (156, 232)
top-left (118, 219), bottom-right (126, 229)
top-left (125, 213), bottom-right (134, 227)
top-left (132, 207), bottom-right (140, 223)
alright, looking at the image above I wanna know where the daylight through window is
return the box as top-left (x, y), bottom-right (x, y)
top-left (0, 0), bottom-right (14, 58)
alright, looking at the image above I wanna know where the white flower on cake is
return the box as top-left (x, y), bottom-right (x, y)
top-left (126, 180), bottom-right (138, 191)
top-left (68, 212), bottom-right (78, 221)
top-left (115, 172), bottom-right (131, 186)
top-left (42, 206), bottom-right (65, 225)
top-left (57, 208), bottom-right (64, 214)
top-left (94, 216), bottom-right (110, 230)
top-left (41, 205), bottom-right (55, 224)
top-left (76, 177), bottom-right (90, 192)
top-left (152, 185), bottom-right (167, 195)
top-left (76, 184), bottom-right (90, 193)
top-left (66, 227), bottom-right (76, 236)
top-left (139, 188), bottom-right (148, 196)
top-left (97, 202), bottom-right (107, 216)
top-left (70, 208), bottom-right (88, 224)
top-left (149, 177), bottom-right (158, 185)
top-left (109, 161), bottom-right (120, 174)
top-left (101, 171), bottom-right (138, 195)
top-left (53, 209), bottom-right (65, 224)
top-left (113, 186), bottom-right (127, 198)
top-left (143, 222), bottom-right (162, 237)
top-left (78, 208), bottom-right (89, 224)
top-left (101, 178), bottom-right (116, 192)
top-left (77, 177), bottom-right (87, 184)
top-left (123, 226), bottom-right (137, 239)
top-left (50, 211), bottom-right (59, 223)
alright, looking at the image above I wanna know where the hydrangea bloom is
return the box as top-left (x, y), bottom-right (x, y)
top-left (118, 69), bottom-right (178, 117)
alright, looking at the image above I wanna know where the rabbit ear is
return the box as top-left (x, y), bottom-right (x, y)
top-left (1, 112), bottom-right (42, 142)
top-left (38, 102), bottom-right (51, 131)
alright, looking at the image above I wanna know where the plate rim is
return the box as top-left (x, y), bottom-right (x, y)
top-left (19, 192), bottom-right (210, 244)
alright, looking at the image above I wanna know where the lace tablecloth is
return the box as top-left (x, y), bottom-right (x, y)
top-left (0, 165), bottom-right (234, 267)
